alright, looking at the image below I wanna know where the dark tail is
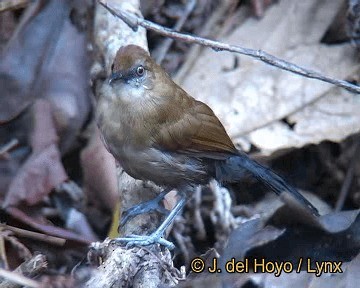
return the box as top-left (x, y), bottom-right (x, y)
top-left (216, 153), bottom-right (319, 216)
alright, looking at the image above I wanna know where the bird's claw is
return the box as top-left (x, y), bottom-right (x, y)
top-left (115, 195), bottom-right (186, 251)
top-left (112, 233), bottom-right (175, 250)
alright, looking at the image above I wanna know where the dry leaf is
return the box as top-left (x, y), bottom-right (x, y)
top-left (181, 0), bottom-right (360, 155)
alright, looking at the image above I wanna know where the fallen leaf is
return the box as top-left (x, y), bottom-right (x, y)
top-left (181, 0), bottom-right (360, 155)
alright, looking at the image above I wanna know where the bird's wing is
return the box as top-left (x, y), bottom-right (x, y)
top-left (154, 100), bottom-right (238, 159)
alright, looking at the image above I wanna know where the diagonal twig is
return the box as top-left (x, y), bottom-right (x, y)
top-left (0, 138), bottom-right (18, 157)
top-left (0, 224), bottom-right (66, 246)
top-left (99, 0), bottom-right (360, 94)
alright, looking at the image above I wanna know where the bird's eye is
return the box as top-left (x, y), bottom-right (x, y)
top-left (136, 66), bottom-right (145, 76)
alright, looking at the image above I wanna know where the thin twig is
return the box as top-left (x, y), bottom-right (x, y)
top-left (335, 140), bottom-right (360, 211)
top-left (0, 138), bottom-right (18, 157)
top-left (0, 224), bottom-right (66, 246)
top-left (154, 0), bottom-right (196, 64)
top-left (99, 0), bottom-right (360, 94)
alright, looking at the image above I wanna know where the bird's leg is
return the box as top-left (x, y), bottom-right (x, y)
top-left (114, 195), bottom-right (186, 250)
top-left (120, 188), bottom-right (172, 226)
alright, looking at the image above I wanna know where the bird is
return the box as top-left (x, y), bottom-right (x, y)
top-left (96, 44), bottom-right (319, 249)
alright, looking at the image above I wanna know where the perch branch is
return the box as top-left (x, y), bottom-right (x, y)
top-left (99, 0), bottom-right (360, 94)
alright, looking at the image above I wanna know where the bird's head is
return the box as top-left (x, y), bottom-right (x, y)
top-left (108, 45), bottom-right (158, 92)
top-left (105, 44), bottom-right (181, 113)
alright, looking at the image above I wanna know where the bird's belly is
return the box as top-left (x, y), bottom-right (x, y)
top-left (117, 146), bottom-right (209, 187)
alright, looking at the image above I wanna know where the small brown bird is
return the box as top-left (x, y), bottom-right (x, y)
top-left (97, 45), bottom-right (318, 249)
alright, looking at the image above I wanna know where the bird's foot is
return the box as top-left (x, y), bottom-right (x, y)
top-left (112, 233), bottom-right (175, 250)
top-left (120, 189), bottom-right (170, 226)
top-left (115, 196), bottom-right (187, 251)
